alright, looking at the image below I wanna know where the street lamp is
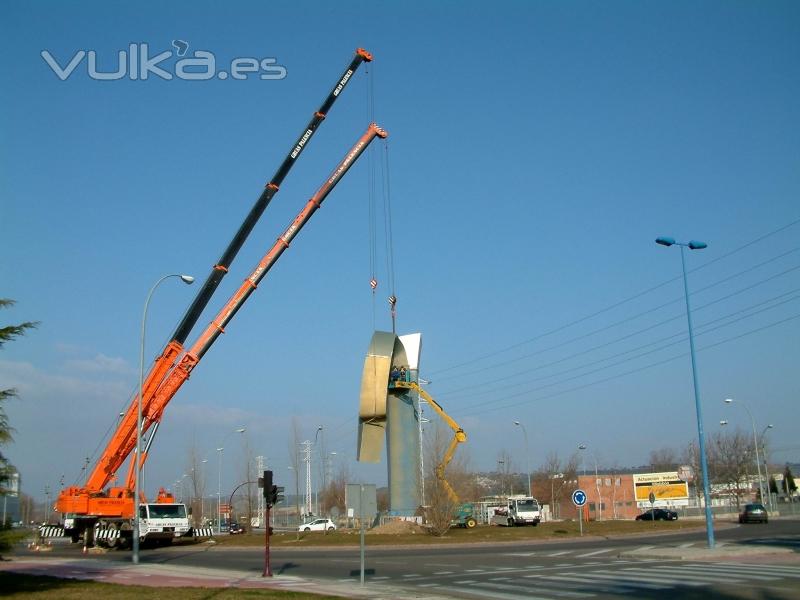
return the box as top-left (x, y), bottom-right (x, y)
top-left (655, 235), bottom-right (714, 548)
top-left (513, 421), bottom-right (532, 496)
top-left (134, 273), bottom-right (194, 565)
top-left (216, 427), bottom-right (246, 534)
top-left (760, 425), bottom-right (775, 511)
top-left (724, 398), bottom-right (767, 508)
top-left (578, 444), bottom-right (601, 521)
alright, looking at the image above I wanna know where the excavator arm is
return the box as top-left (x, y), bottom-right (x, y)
top-left (391, 380), bottom-right (466, 504)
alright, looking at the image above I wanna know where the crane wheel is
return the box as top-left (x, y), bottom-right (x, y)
top-left (465, 518), bottom-right (477, 529)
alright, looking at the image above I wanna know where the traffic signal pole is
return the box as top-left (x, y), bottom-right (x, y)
top-left (263, 504), bottom-right (272, 577)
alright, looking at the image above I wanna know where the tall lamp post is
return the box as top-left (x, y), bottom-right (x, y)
top-left (578, 444), bottom-right (601, 521)
top-left (655, 236), bottom-right (714, 548)
top-left (724, 398), bottom-right (767, 507)
top-left (216, 427), bottom-right (246, 534)
top-left (134, 273), bottom-right (194, 565)
top-left (760, 425), bottom-right (775, 511)
top-left (513, 421), bottom-right (532, 496)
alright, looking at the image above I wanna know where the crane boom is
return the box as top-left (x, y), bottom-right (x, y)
top-left (125, 123), bottom-right (388, 486)
top-left (75, 49), bottom-right (371, 496)
top-left (56, 123), bottom-right (388, 519)
top-left (391, 380), bottom-right (466, 503)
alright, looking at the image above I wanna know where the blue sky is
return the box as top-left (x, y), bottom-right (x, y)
top-left (2, 1), bottom-right (798, 503)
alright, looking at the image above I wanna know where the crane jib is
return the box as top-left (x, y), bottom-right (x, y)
top-left (170, 49), bottom-right (371, 346)
top-left (193, 122), bottom-right (388, 360)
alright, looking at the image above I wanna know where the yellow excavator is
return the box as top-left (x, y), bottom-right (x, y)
top-left (390, 380), bottom-right (476, 528)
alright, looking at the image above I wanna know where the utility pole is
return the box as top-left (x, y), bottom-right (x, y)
top-left (302, 440), bottom-right (313, 516)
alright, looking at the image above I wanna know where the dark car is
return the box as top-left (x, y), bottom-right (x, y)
top-left (635, 508), bottom-right (678, 521)
top-left (228, 522), bottom-right (245, 534)
top-left (739, 503), bottom-right (768, 524)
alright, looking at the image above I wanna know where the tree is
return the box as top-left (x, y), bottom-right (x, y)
top-left (1, 299), bottom-right (39, 494)
top-left (423, 424), bottom-right (461, 536)
top-left (709, 428), bottom-right (753, 508)
top-left (649, 447), bottom-right (678, 472)
top-left (783, 466), bottom-right (797, 498)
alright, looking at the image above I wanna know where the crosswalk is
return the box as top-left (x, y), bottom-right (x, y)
top-left (409, 560), bottom-right (800, 599)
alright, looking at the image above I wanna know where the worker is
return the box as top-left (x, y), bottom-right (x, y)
top-left (390, 365), bottom-right (400, 381)
top-left (399, 366), bottom-right (407, 381)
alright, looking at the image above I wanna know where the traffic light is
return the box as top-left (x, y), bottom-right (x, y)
top-left (272, 486), bottom-right (285, 506)
top-left (262, 470), bottom-right (273, 500)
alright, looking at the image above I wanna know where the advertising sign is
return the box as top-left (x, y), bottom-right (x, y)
top-left (633, 471), bottom-right (689, 503)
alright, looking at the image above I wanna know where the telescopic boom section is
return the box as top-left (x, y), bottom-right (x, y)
top-left (112, 123), bottom-right (388, 488)
top-left (77, 50), bottom-right (372, 495)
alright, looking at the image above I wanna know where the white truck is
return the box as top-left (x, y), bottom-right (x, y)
top-left (60, 502), bottom-right (193, 548)
top-left (490, 495), bottom-right (542, 527)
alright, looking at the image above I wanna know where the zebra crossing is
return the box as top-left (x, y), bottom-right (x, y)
top-left (409, 560), bottom-right (800, 599)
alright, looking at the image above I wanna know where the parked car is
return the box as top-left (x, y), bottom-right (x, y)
top-left (635, 508), bottom-right (678, 521)
top-left (228, 521), bottom-right (245, 534)
top-left (298, 518), bottom-right (336, 532)
top-left (739, 503), bottom-right (768, 524)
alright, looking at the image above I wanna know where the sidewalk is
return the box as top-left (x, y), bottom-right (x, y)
top-left (0, 554), bottom-right (449, 600)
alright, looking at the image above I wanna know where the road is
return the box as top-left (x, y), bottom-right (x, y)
top-left (20, 520), bottom-right (800, 599)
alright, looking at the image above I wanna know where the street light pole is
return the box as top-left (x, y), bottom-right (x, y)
top-left (578, 444), bottom-right (601, 521)
top-left (656, 236), bottom-right (714, 548)
top-left (216, 427), bottom-right (246, 534)
top-left (513, 421), bottom-right (531, 497)
top-left (724, 398), bottom-right (767, 507)
top-left (134, 273), bottom-right (194, 565)
top-left (760, 425), bottom-right (775, 511)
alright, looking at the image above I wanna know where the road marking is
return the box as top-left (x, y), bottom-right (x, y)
top-left (677, 542), bottom-right (695, 548)
top-left (547, 550), bottom-right (571, 556)
top-left (505, 552), bottom-right (536, 557)
top-left (417, 583), bottom-right (439, 587)
top-left (544, 573), bottom-right (659, 594)
top-left (562, 572), bottom-right (669, 590)
top-left (591, 571), bottom-right (706, 587)
top-left (371, 576), bottom-right (390, 580)
top-left (433, 571), bottom-right (453, 575)
top-left (448, 584), bottom-right (552, 600)
top-left (675, 565), bottom-right (778, 581)
top-left (575, 548), bottom-right (612, 557)
top-left (489, 576), bottom-right (512, 581)
top-left (471, 580), bottom-right (594, 598)
top-left (710, 563), bottom-right (800, 577)
top-left (455, 580), bottom-right (477, 584)
top-left (631, 545), bottom-right (655, 552)
top-left (466, 569), bottom-right (488, 573)
top-left (620, 568), bottom-right (738, 585)
top-left (402, 574), bottom-right (421, 578)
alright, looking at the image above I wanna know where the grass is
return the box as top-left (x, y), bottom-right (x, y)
top-left (0, 573), bottom-right (342, 599)
top-left (209, 519), bottom-right (702, 548)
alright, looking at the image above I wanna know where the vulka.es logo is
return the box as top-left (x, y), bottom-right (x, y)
top-left (41, 42), bottom-right (287, 81)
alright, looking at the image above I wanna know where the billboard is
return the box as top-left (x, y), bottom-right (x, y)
top-left (633, 471), bottom-right (689, 503)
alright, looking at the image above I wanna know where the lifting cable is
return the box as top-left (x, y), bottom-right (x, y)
top-left (364, 61), bottom-right (399, 333)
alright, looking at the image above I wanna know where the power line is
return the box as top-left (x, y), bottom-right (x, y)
top-left (429, 218), bottom-right (800, 377)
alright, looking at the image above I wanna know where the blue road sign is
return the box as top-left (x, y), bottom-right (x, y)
top-left (572, 489), bottom-right (587, 507)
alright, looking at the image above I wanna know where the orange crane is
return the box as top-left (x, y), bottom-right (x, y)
top-left (55, 50), bottom-right (378, 545)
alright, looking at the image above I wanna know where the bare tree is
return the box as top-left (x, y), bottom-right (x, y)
top-left (709, 427), bottom-right (754, 508)
top-left (649, 447), bottom-right (678, 472)
top-left (320, 462), bottom-right (350, 515)
top-left (496, 450), bottom-right (514, 496)
top-left (184, 439), bottom-right (209, 527)
top-left (423, 424), bottom-right (460, 536)
top-left (538, 451), bottom-right (579, 518)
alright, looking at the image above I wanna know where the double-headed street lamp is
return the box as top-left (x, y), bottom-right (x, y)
top-left (724, 398), bottom-right (768, 507)
top-left (655, 236), bottom-right (715, 548)
top-left (217, 427), bottom-right (246, 533)
top-left (513, 421), bottom-right (532, 496)
top-left (134, 273), bottom-right (194, 565)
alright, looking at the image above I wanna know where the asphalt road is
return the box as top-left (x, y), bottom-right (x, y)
top-left (22, 520), bottom-right (800, 599)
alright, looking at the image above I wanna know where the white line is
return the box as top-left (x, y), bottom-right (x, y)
top-left (575, 548), bottom-right (613, 557)
top-left (678, 542), bottom-right (695, 548)
top-left (417, 583), bottom-right (439, 588)
top-left (674, 565), bottom-right (778, 581)
top-left (586, 571), bottom-right (706, 587)
top-left (371, 576), bottom-right (390, 580)
top-left (489, 577), bottom-right (512, 581)
top-left (448, 584), bottom-right (552, 600)
top-left (466, 569), bottom-right (488, 573)
top-left (433, 571), bottom-right (453, 575)
top-left (631, 545), bottom-right (656, 552)
top-left (471, 580), bottom-right (594, 598)
top-left (703, 564), bottom-right (800, 577)
top-left (402, 574), bottom-right (421, 578)
top-left (620, 568), bottom-right (736, 585)
top-left (505, 552), bottom-right (536, 557)
top-left (562, 572), bottom-right (670, 590)
top-left (544, 574), bottom-right (658, 594)
top-left (547, 550), bottom-right (572, 557)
